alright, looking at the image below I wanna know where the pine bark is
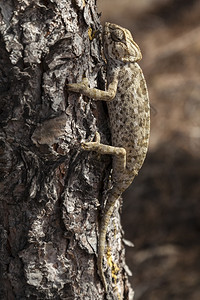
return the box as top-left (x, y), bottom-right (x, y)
top-left (0, 0), bottom-right (133, 298)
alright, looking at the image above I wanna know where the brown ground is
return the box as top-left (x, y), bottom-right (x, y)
top-left (98, 0), bottom-right (200, 299)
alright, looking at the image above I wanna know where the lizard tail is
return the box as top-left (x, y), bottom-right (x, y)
top-left (97, 186), bottom-right (121, 292)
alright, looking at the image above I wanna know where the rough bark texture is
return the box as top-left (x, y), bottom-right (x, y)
top-left (0, 0), bottom-right (133, 299)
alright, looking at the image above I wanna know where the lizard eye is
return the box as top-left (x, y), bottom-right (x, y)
top-left (111, 29), bottom-right (125, 42)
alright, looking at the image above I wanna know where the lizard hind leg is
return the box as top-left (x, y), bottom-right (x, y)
top-left (81, 132), bottom-right (127, 171)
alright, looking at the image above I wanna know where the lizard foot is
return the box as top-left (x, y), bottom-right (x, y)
top-left (81, 131), bottom-right (101, 151)
top-left (66, 78), bottom-right (89, 93)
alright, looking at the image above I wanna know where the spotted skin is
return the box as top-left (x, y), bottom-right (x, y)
top-left (66, 22), bottom-right (150, 293)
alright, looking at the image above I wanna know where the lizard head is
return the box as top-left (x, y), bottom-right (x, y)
top-left (103, 22), bottom-right (142, 63)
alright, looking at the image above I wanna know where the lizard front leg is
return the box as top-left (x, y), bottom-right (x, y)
top-left (66, 77), bottom-right (118, 101)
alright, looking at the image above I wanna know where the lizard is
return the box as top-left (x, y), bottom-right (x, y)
top-left (66, 22), bottom-right (150, 293)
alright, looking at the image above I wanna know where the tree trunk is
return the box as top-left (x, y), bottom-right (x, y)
top-left (0, 0), bottom-right (133, 299)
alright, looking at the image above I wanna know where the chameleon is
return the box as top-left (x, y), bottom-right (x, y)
top-left (66, 22), bottom-right (150, 292)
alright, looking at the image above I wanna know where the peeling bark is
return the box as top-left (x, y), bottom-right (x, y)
top-left (0, 0), bottom-right (133, 299)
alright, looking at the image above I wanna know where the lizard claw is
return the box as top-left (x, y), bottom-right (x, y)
top-left (81, 141), bottom-right (90, 150)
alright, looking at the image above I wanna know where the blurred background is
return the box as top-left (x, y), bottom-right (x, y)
top-left (98, 0), bottom-right (200, 299)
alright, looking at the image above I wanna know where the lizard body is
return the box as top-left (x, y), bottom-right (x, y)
top-left (67, 22), bottom-right (150, 293)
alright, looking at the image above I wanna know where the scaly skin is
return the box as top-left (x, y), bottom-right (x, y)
top-left (66, 22), bottom-right (150, 294)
